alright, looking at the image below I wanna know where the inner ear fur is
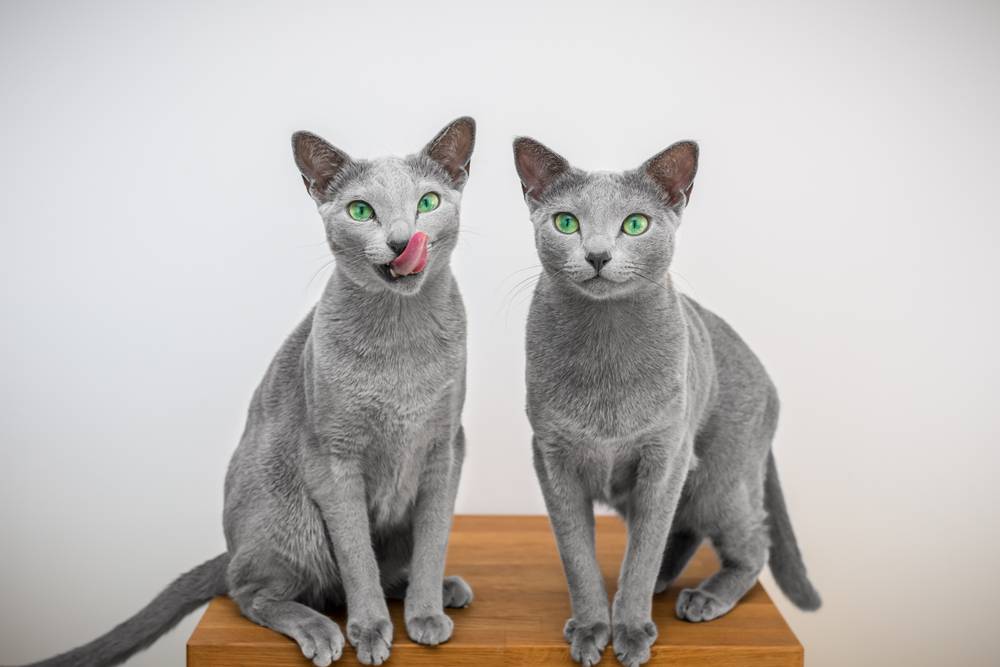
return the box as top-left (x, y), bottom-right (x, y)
top-left (422, 117), bottom-right (476, 188)
top-left (513, 137), bottom-right (570, 202)
top-left (292, 131), bottom-right (351, 202)
top-left (643, 140), bottom-right (699, 208)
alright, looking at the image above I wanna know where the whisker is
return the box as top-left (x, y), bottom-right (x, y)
top-left (306, 258), bottom-right (337, 291)
top-left (633, 270), bottom-right (670, 294)
top-left (502, 268), bottom-right (566, 327)
top-left (498, 272), bottom-right (541, 320)
top-left (669, 269), bottom-right (695, 293)
top-left (497, 264), bottom-right (544, 286)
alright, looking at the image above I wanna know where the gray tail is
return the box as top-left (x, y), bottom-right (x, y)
top-left (765, 453), bottom-right (822, 611)
top-left (18, 553), bottom-right (229, 667)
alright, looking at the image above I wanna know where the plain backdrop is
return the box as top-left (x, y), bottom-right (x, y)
top-left (2, 1), bottom-right (998, 665)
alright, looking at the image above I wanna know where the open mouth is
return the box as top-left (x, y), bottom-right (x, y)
top-left (376, 231), bottom-right (431, 283)
top-left (375, 263), bottom-right (423, 282)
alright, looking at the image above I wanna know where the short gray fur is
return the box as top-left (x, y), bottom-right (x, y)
top-left (513, 136), bottom-right (821, 667)
top-left (12, 117), bottom-right (477, 667)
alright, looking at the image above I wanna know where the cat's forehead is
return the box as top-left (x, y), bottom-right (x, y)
top-left (361, 157), bottom-right (420, 189)
top-left (344, 155), bottom-right (448, 194)
top-left (547, 170), bottom-right (659, 213)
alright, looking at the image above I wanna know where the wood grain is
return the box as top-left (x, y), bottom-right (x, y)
top-left (187, 515), bottom-right (803, 666)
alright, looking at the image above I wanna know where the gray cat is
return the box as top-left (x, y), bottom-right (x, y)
top-left (14, 117), bottom-right (477, 667)
top-left (513, 136), bottom-right (820, 667)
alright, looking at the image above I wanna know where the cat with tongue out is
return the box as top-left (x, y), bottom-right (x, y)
top-left (18, 118), bottom-right (476, 667)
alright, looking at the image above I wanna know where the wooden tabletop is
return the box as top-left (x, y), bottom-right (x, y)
top-left (188, 515), bottom-right (802, 666)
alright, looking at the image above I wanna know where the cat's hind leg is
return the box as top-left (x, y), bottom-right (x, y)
top-left (229, 553), bottom-right (345, 666)
top-left (442, 575), bottom-right (474, 608)
top-left (654, 529), bottom-right (702, 594)
top-left (675, 513), bottom-right (768, 623)
top-left (384, 575), bottom-right (473, 608)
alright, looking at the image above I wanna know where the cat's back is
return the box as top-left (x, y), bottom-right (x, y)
top-left (226, 309), bottom-right (315, 484)
top-left (680, 294), bottom-right (776, 404)
top-left (249, 308), bottom-right (315, 423)
top-left (223, 308), bottom-right (317, 545)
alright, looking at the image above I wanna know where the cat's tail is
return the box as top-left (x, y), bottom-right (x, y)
top-left (15, 552), bottom-right (229, 667)
top-left (764, 452), bottom-right (822, 611)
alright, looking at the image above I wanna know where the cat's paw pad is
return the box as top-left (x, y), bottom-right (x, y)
top-left (563, 618), bottom-right (610, 667)
top-left (612, 620), bottom-right (657, 667)
top-left (346, 617), bottom-right (393, 665)
top-left (675, 588), bottom-right (733, 622)
top-left (292, 615), bottom-right (344, 667)
top-left (443, 575), bottom-right (474, 608)
top-left (406, 612), bottom-right (454, 646)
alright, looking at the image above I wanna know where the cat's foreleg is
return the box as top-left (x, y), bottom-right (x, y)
top-left (533, 436), bottom-right (610, 667)
top-left (310, 460), bottom-right (393, 666)
top-left (612, 436), bottom-right (690, 667)
top-left (404, 432), bottom-right (465, 646)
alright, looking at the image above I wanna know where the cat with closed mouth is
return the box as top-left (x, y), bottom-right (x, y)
top-left (514, 136), bottom-right (821, 667)
top-left (19, 117), bottom-right (477, 667)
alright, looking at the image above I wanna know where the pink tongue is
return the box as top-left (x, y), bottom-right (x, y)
top-left (389, 231), bottom-right (429, 276)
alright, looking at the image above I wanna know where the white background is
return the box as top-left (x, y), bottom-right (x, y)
top-left (2, 1), bottom-right (998, 665)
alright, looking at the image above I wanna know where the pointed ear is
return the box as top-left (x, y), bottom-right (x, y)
top-left (422, 116), bottom-right (476, 189)
top-left (292, 131), bottom-right (351, 202)
top-left (642, 141), bottom-right (699, 209)
top-left (513, 137), bottom-right (570, 203)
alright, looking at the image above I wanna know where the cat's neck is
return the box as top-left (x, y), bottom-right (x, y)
top-left (316, 264), bottom-right (459, 336)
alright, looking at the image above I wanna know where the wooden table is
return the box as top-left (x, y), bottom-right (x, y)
top-left (188, 515), bottom-right (803, 666)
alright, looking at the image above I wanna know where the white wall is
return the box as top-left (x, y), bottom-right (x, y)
top-left (2, 1), bottom-right (998, 665)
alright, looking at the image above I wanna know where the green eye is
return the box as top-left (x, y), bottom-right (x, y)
top-left (622, 213), bottom-right (650, 236)
top-left (417, 192), bottom-right (440, 213)
top-left (553, 212), bottom-right (579, 234)
top-left (347, 200), bottom-right (374, 221)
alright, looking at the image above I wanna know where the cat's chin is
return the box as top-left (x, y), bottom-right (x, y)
top-left (569, 276), bottom-right (634, 300)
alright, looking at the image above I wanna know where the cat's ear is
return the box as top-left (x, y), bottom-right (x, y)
top-left (513, 137), bottom-right (570, 203)
top-left (422, 117), bottom-right (476, 189)
top-left (292, 131), bottom-right (351, 202)
top-left (642, 141), bottom-right (699, 209)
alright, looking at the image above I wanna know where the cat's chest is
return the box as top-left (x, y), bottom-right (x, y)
top-left (349, 370), bottom-right (458, 528)
top-left (527, 315), bottom-right (684, 441)
top-left (361, 432), bottom-right (431, 527)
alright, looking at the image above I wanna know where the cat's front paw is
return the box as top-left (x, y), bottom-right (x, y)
top-left (612, 619), bottom-right (657, 667)
top-left (563, 618), bottom-right (610, 667)
top-left (406, 612), bottom-right (454, 646)
top-left (346, 616), bottom-right (393, 665)
top-left (291, 614), bottom-right (344, 667)
top-left (675, 588), bottom-right (733, 622)
top-left (443, 575), bottom-right (474, 608)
